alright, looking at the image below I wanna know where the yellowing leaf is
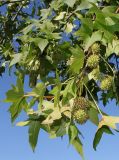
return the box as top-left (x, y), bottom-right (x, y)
top-left (61, 106), bottom-right (71, 118)
top-left (61, 106), bottom-right (71, 113)
top-left (54, 12), bottom-right (66, 20)
top-left (63, 111), bottom-right (71, 119)
top-left (50, 107), bottom-right (62, 120)
top-left (98, 116), bottom-right (119, 130)
top-left (42, 107), bottom-right (62, 125)
top-left (42, 116), bottom-right (54, 125)
top-left (65, 23), bottom-right (73, 33)
top-left (16, 121), bottom-right (30, 126)
top-left (10, 54), bottom-right (22, 67)
top-left (42, 100), bottom-right (54, 110)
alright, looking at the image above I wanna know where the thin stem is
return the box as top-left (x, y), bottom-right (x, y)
top-left (99, 54), bottom-right (115, 74)
top-left (24, 92), bottom-right (37, 97)
top-left (62, 76), bottom-right (75, 85)
top-left (12, 4), bottom-right (24, 21)
top-left (84, 83), bottom-right (103, 117)
top-left (24, 92), bottom-right (54, 100)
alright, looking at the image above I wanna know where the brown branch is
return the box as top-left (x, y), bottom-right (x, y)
top-left (24, 93), bottom-right (54, 100)
top-left (115, 6), bottom-right (119, 13)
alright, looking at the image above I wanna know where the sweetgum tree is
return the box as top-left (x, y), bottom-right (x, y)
top-left (0, 0), bottom-right (119, 159)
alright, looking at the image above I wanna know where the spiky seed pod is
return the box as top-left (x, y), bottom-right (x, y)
top-left (100, 76), bottom-right (113, 90)
top-left (73, 97), bottom-right (90, 111)
top-left (89, 67), bottom-right (101, 81)
top-left (72, 109), bottom-right (89, 124)
top-left (87, 54), bottom-right (99, 68)
top-left (91, 43), bottom-right (100, 54)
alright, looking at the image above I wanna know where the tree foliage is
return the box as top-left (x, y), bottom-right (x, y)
top-left (0, 0), bottom-right (119, 159)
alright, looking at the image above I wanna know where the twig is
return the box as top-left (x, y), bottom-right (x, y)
top-left (115, 6), bottom-right (119, 13)
top-left (12, 2), bottom-right (24, 21)
top-left (84, 83), bottom-right (103, 117)
top-left (24, 93), bottom-right (54, 100)
top-left (99, 54), bottom-right (115, 74)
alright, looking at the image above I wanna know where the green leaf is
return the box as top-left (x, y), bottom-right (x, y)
top-left (32, 83), bottom-right (46, 109)
top-left (76, 0), bottom-right (93, 10)
top-left (64, 0), bottom-right (76, 8)
top-left (75, 18), bottom-right (93, 40)
top-left (10, 54), bottom-right (22, 67)
top-left (22, 24), bottom-right (34, 34)
top-left (33, 38), bottom-right (49, 53)
top-left (5, 73), bottom-right (28, 122)
top-left (37, 38), bottom-right (49, 53)
top-left (63, 79), bottom-right (76, 98)
top-left (69, 46), bottom-right (85, 74)
top-left (9, 98), bottom-right (28, 122)
top-left (5, 88), bottom-right (23, 102)
top-left (88, 108), bottom-right (99, 126)
top-left (29, 121), bottom-right (41, 151)
top-left (28, 98), bottom-right (37, 109)
top-left (93, 125), bottom-right (113, 150)
top-left (106, 39), bottom-right (119, 57)
top-left (49, 72), bottom-right (62, 107)
top-left (32, 83), bottom-right (46, 96)
top-left (72, 137), bottom-right (84, 160)
top-left (56, 121), bottom-right (67, 137)
top-left (5, 72), bottom-right (24, 102)
top-left (69, 125), bottom-right (78, 143)
top-left (84, 30), bottom-right (103, 51)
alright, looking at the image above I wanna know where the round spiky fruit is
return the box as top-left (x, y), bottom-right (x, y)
top-left (87, 54), bottom-right (99, 68)
top-left (100, 76), bottom-right (113, 90)
top-left (89, 67), bottom-right (101, 81)
top-left (73, 97), bottom-right (90, 110)
top-left (72, 109), bottom-right (89, 124)
top-left (91, 43), bottom-right (100, 54)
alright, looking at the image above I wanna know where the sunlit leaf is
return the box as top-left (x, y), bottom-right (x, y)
top-left (29, 121), bottom-right (41, 151)
top-left (93, 125), bottom-right (113, 150)
top-left (72, 137), bottom-right (84, 160)
top-left (64, 0), bottom-right (76, 7)
top-left (17, 121), bottom-right (30, 126)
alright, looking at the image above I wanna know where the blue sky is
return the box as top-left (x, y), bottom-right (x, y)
top-left (0, 70), bottom-right (119, 160)
top-left (0, 2), bottom-right (119, 160)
